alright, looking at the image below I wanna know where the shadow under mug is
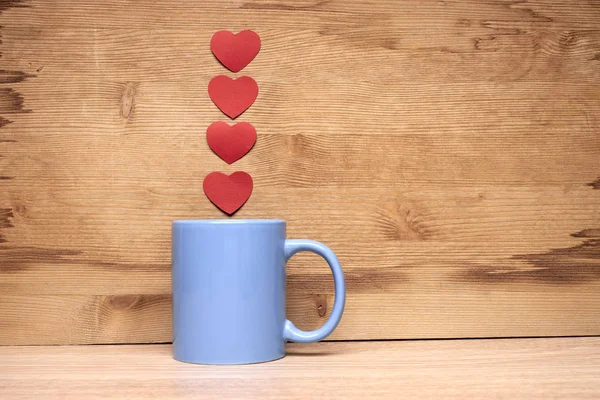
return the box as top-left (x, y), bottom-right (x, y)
top-left (171, 219), bottom-right (346, 364)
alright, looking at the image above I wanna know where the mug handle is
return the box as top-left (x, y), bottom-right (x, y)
top-left (283, 239), bottom-right (346, 343)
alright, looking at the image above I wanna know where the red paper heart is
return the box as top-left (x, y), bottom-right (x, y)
top-left (203, 171), bottom-right (253, 215)
top-left (206, 122), bottom-right (257, 164)
top-left (210, 30), bottom-right (261, 73)
top-left (208, 75), bottom-right (258, 119)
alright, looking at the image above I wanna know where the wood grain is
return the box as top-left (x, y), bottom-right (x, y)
top-left (1, 0), bottom-right (599, 344)
top-left (1, 338), bottom-right (599, 399)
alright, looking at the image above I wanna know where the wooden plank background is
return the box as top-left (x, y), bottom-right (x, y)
top-left (0, 0), bottom-right (599, 345)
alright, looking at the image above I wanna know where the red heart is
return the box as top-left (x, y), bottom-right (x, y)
top-left (210, 30), bottom-right (261, 72)
top-left (206, 122), bottom-right (256, 164)
top-left (203, 171), bottom-right (253, 215)
top-left (208, 75), bottom-right (258, 119)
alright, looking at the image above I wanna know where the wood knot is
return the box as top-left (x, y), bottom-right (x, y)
top-left (571, 229), bottom-right (600, 239)
top-left (376, 203), bottom-right (429, 241)
top-left (0, 208), bottom-right (14, 229)
top-left (13, 204), bottom-right (27, 217)
top-left (559, 32), bottom-right (576, 46)
top-left (456, 18), bottom-right (471, 27)
top-left (106, 294), bottom-right (142, 311)
top-left (287, 134), bottom-right (311, 157)
top-left (0, 207), bottom-right (14, 243)
top-left (314, 294), bottom-right (327, 317)
top-left (0, 69), bottom-right (35, 84)
top-left (380, 38), bottom-right (399, 50)
top-left (473, 36), bottom-right (499, 52)
top-left (0, 88), bottom-right (31, 114)
top-left (586, 178), bottom-right (600, 190)
top-left (120, 82), bottom-right (138, 119)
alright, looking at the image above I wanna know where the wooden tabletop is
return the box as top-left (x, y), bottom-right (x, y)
top-left (1, 337), bottom-right (598, 399)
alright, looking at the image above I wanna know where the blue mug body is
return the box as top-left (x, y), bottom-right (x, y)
top-left (172, 219), bottom-right (346, 364)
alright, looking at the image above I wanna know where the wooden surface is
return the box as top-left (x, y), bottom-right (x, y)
top-left (0, 338), bottom-right (599, 399)
top-left (1, 0), bottom-right (600, 344)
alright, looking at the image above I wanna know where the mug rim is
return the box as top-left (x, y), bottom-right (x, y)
top-left (173, 219), bottom-right (285, 225)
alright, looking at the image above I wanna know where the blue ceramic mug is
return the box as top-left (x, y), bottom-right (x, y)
top-left (171, 219), bottom-right (346, 364)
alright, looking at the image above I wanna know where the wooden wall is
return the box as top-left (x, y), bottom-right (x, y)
top-left (0, 0), bottom-right (599, 345)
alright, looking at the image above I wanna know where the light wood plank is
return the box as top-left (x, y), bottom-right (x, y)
top-left (4, 130), bottom-right (600, 188)
top-left (0, 339), bottom-right (599, 399)
top-left (2, 287), bottom-right (600, 344)
top-left (1, 186), bottom-right (599, 296)
top-left (3, 0), bottom-right (600, 30)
